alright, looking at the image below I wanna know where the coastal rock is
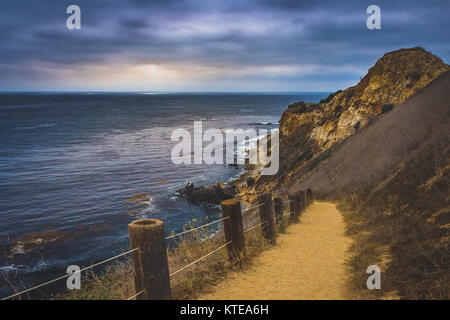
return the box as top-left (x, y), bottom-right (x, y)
top-left (280, 47), bottom-right (449, 149)
top-left (177, 181), bottom-right (236, 205)
top-left (6, 229), bottom-right (78, 257)
top-left (123, 192), bottom-right (153, 205)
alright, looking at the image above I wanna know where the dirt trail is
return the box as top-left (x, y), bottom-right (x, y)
top-left (198, 202), bottom-right (352, 300)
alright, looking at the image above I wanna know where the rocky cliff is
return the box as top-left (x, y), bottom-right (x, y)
top-left (281, 47), bottom-right (448, 147)
top-left (240, 47), bottom-right (449, 197)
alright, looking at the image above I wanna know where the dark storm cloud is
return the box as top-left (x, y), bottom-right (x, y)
top-left (0, 0), bottom-right (448, 90)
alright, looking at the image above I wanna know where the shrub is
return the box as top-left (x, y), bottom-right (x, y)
top-left (320, 90), bottom-right (342, 104)
top-left (288, 101), bottom-right (308, 113)
top-left (381, 104), bottom-right (394, 114)
top-left (407, 71), bottom-right (422, 82)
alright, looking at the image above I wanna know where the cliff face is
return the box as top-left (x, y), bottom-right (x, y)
top-left (247, 47), bottom-right (448, 195)
top-left (296, 69), bottom-right (450, 197)
top-left (280, 47), bottom-right (448, 149)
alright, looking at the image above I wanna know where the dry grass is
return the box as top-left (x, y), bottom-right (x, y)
top-left (337, 201), bottom-right (384, 299)
top-left (57, 213), bottom-right (279, 300)
top-left (60, 260), bottom-right (135, 300)
top-left (336, 142), bottom-right (449, 300)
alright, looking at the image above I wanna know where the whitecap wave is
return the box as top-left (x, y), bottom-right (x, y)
top-left (0, 261), bottom-right (48, 274)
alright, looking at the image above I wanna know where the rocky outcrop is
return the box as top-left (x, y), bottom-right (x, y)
top-left (280, 47), bottom-right (449, 149)
top-left (241, 47), bottom-right (449, 194)
top-left (296, 69), bottom-right (450, 197)
top-left (177, 181), bottom-right (236, 205)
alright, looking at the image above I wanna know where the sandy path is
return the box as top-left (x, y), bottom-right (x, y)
top-left (198, 202), bottom-right (352, 300)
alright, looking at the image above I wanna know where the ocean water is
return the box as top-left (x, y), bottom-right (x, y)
top-left (0, 92), bottom-right (327, 298)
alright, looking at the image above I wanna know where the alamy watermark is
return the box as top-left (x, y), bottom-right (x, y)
top-left (366, 265), bottom-right (381, 289)
top-left (171, 121), bottom-right (279, 175)
top-left (66, 265), bottom-right (81, 290)
top-left (66, 5), bottom-right (81, 30)
top-left (366, 5), bottom-right (381, 30)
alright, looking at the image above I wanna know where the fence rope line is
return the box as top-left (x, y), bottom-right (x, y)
top-left (275, 211), bottom-right (292, 221)
top-left (242, 203), bottom-right (263, 213)
top-left (242, 204), bottom-right (264, 219)
top-left (244, 219), bottom-right (268, 233)
top-left (1, 247), bottom-right (140, 300)
top-left (2, 192), bottom-right (311, 300)
top-left (243, 210), bottom-right (259, 219)
top-left (169, 241), bottom-right (232, 277)
top-left (127, 289), bottom-right (146, 300)
top-left (165, 216), bottom-right (229, 240)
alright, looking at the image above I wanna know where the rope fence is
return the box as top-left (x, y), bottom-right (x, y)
top-left (127, 289), bottom-right (146, 300)
top-left (1, 247), bottom-right (140, 301)
top-left (244, 219), bottom-right (267, 233)
top-left (165, 216), bottom-right (229, 240)
top-left (275, 210), bottom-right (294, 221)
top-left (169, 241), bottom-right (231, 277)
top-left (242, 203), bottom-right (263, 213)
top-left (1, 188), bottom-right (314, 300)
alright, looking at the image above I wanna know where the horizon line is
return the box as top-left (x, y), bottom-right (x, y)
top-left (0, 90), bottom-right (332, 94)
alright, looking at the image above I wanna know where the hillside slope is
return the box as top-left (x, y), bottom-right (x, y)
top-left (295, 70), bottom-right (450, 196)
top-left (237, 47), bottom-right (448, 199)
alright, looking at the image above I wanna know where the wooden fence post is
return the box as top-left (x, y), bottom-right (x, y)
top-left (258, 193), bottom-right (276, 245)
top-left (297, 191), bottom-right (306, 217)
top-left (221, 199), bottom-right (245, 263)
top-left (307, 188), bottom-right (313, 205)
top-left (128, 219), bottom-right (171, 300)
top-left (273, 197), bottom-right (285, 233)
top-left (293, 192), bottom-right (300, 221)
top-left (289, 194), bottom-right (296, 222)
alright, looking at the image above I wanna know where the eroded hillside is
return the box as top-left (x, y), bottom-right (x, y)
top-left (238, 47), bottom-right (449, 198)
top-left (237, 47), bottom-right (449, 299)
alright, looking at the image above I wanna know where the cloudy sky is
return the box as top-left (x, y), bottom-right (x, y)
top-left (1, 0), bottom-right (449, 91)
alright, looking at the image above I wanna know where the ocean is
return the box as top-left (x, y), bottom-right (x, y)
top-left (0, 92), bottom-right (328, 298)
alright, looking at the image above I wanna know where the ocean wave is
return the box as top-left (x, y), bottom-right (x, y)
top-left (249, 121), bottom-right (279, 126)
top-left (18, 123), bottom-right (56, 130)
top-left (0, 261), bottom-right (48, 274)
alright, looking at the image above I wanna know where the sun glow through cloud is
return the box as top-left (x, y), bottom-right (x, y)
top-left (0, 0), bottom-right (448, 91)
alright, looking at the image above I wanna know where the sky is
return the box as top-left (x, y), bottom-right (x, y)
top-left (1, 0), bottom-right (449, 92)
